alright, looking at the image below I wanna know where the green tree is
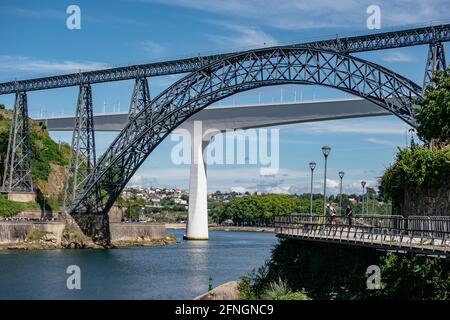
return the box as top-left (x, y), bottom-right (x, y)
top-left (414, 67), bottom-right (450, 146)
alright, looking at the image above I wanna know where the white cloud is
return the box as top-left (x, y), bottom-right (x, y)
top-left (382, 52), bottom-right (416, 63)
top-left (366, 137), bottom-right (398, 146)
top-left (230, 186), bottom-right (251, 193)
top-left (326, 178), bottom-right (339, 188)
top-left (143, 0), bottom-right (449, 30)
top-left (288, 118), bottom-right (411, 135)
top-left (141, 40), bottom-right (166, 58)
top-left (0, 6), bottom-right (63, 20)
top-left (0, 56), bottom-right (109, 75)
top-left (205, 21), bottom-right (278, 50)
top-left (129, 165), bottom-right (380, 195)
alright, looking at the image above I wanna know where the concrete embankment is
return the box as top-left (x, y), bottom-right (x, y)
top-left (0, 221), bottom-right (65, 245)
top-left (110, 222), bottom-right (175, 246)
top-left (0, 219), bottom-right (174, 249)
top-left (166, 223), bottom-right (274, 233)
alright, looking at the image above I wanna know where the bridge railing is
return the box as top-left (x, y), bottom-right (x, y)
top-left (273, 214), bottom-right (450, 253)
top-left (406, 216), bottom-right (450, 238)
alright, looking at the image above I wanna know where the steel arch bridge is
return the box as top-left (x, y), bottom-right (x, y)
top-left (67, 46), bottom-right (423, 243)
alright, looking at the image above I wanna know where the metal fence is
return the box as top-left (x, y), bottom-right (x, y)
top-left (274, 214), bottom-right (450, 255)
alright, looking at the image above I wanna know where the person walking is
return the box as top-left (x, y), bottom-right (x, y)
top-left (325, 203), bottom-right (331, 225)
top-left (346, 204), bottom-right (353, 226)
top-left (330, 204), bottom-right (337, 225)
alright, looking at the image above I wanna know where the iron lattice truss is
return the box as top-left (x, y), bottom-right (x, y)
top-left (0, 24), bottom-right (449, 95)
top-left (63, 84), bottom-right (96, 209)
top-left (128, 77), bottom-right (150, 119)
top-left (1, 92), bottom-right (33, 192)
top-left (423, 42), bottom-right (447, 89)
top-left (69, 47), bottom-right (423, 223)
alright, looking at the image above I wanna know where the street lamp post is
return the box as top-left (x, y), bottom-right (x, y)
top-left (409, 128), bottom-right (415, 148)
top-left (361, 181), bottom-right (366, 215)
top-left (322, 146), bottom-right (331, 215)
top-left (309, 161), bottom-right (316, 215)
top-left (339, 171), bottom-right (345, 215)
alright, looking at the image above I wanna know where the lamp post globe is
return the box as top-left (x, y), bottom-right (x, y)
top-left (322, 145), bottom-right (331, 157)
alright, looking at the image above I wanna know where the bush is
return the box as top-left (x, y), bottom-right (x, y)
top-left (379, 145), bottom-right (450, 201)
top-left (369, 253), bottom-right (450, 300)
top-left (241, 239), bottom-right (450, 300)
top-left (26, 230), bottom-right (49, 241)
top-left (414, 67), bottom-right (450, 146)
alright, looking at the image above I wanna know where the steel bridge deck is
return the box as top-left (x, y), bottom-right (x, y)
top-left (275, 215), bottom-right (450, 257)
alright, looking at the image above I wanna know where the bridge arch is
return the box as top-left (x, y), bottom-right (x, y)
top-left (68, 47), bottom-right (423, 242)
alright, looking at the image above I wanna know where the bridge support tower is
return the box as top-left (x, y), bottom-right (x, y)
top-left (63, 83), bottom-right (96, 209)
top-left (1, 91), bottom-right (34, 202)
top-left (129, 77), bottom-right (150, 118)
top-left (184, 123), bottom-right (209, 240)
top-left (423, 41), bottom-right (446, 90)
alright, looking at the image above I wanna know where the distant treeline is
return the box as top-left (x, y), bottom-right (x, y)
top-left (210, 193), bottom-right (389, 226)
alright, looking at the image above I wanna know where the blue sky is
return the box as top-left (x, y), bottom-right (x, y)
top-left (0, 0), bottom-right (449, 195)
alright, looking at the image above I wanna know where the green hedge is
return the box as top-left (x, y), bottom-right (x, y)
top-left (379, 146), bottom-right (450, 201)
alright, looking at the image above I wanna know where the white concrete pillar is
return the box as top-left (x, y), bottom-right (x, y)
top-left (184, 123), bottom-right (209, 240)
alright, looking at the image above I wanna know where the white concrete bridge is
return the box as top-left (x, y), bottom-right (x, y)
top-left (37, 98), bottom-right (394, 240)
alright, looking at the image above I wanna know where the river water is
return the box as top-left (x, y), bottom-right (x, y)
top-left (0, 229), bottom-right (277, 299)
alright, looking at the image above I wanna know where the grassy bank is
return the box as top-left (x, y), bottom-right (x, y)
top-left (0, 195), bottom-right (40, 217)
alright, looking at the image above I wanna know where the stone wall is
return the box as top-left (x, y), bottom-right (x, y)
top-left (0, 222), bottom-right (65, 245)
top-left (397, 186), bottom-right (450, 217)
top-left (15, 210), bottom-right (58, 219)
top-left (0, 217), bottom-right (169, 248)
top-left (3, 192), bottom-right (36, 202)
top-left (109, 206), bottom-right (125, 223)
top-left (110, 222), bottom-right (166, 242)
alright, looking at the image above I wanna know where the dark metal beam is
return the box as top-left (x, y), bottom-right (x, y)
top-left (1, 23), bottom-right (449, 95)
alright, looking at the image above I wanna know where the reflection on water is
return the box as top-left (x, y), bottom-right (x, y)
top-left (0, 229), bottom-right (276, 299)
top-left (184, 240), bottom-right (208, 296)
